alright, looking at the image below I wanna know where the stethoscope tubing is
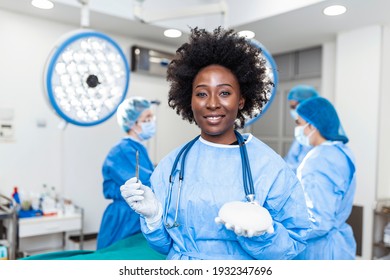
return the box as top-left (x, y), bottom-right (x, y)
top-left (164, 131), bottom-right (255, 229)
top-left (165, 135), bottom-right (200, 228)
top-left (235, 130), bottom-right (255, 201)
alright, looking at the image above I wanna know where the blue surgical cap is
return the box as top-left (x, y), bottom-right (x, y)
top-left (297, 97), bottom-right (349, 144)
top-left (117, 97), bottom-right (151, 132)
top-left (287, 85), bottom-right (319, 102)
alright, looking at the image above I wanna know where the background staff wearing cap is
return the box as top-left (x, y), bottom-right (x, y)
top-left (96, 97), bottom-right (156, 249)
top-left (284, 85), bottom-right (319, 173)
top-left (293, 97), bottom-right (357, 260)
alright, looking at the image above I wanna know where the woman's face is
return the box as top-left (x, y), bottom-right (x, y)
top-left (191, 64), bottom-right (244, 144)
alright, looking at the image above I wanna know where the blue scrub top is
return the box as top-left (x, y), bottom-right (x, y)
top-left (284, 139), bottom-right (313, 173)
top-left (97, 137), bottom-right (154, 249)
top-left (295, 141), bottom-right (356, 260)
top-left (141, 134), bottom-right (310, 260)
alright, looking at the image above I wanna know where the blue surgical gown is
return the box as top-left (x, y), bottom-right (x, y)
top-left (294, 141), bottom-right (356, 260)
top-left (140, 134), bottom-right (310, 259)
top-left (97, 137), bottom-right (154, 249)
top-left (284, 139), bottom-right (312, 173)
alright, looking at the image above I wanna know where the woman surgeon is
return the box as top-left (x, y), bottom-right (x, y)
top-left (120, 27), bottom-right (310, 259)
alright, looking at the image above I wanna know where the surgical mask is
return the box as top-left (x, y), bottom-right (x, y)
top-left (137, 120), bottom-right (156, 141)
top-left (290, 109), bottom-right (298, 120)
top-left (294, 123), bottom-right (314, 147)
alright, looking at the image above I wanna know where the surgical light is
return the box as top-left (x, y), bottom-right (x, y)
top-left (244, 39), bottom-right (278, 127)
top-left (44, 30), bottom-right (130, 126)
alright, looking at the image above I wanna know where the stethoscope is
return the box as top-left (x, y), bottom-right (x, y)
top-left (164, 130), bottom-right (255, 229)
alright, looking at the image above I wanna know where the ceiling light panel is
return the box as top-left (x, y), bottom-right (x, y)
top-left (31, 0), bottom-right (54, 10)
top-left (323, 5), bottom-right (347, 16)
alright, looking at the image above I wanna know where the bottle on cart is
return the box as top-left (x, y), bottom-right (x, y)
top-left (11, 186), bottom-right (21, 209)
top-left (40, 184), bottom-right (57, 215)
top-left (49, 186), bottom-right (57, 201)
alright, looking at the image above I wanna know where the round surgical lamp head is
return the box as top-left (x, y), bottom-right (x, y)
top-left (44, 30), bottom-right (130, 126)
top-left (244, 39), bottom-right (278, 127)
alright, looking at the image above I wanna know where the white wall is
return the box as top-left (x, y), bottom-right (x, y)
top-left (377, 25), bottom-right (390, 199)
top-left (320, 41), bottom-right (336, 102)
top-left (0, 9), bottom-right (70, 197)
top-left (333, 25), bottom-right (382, 260)
top-left (0, 9), bottom-right (199, 234)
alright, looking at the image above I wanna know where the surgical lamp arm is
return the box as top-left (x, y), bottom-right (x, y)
top-left (133, 0), bottom-right (228, 25)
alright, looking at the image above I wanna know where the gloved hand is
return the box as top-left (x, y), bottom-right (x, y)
top-left (215, 201), bottom-right (274, 238)
top-left (120, 177), bottom-right (162, 226)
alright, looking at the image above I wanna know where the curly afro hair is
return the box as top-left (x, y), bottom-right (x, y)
top-left (167, 26), bottom-right (274, 129)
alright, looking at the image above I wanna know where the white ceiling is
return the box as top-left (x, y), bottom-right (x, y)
top-left (1, 0), bottom-right (390, 54)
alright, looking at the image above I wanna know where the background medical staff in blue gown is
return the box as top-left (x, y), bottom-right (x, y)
top-left (97, 97), bottom-right (156, 249)
top-left (284, 85), bottom-right (318, 173)
top-left (293, 97), bottom-right (357, 259)
top-left (120, 27), bottom-right (310, 260)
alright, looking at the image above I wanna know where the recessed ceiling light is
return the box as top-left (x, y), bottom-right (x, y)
top-left (164, 29), bottom-right (182, 38)
top-left (238, 30), bottom-right (255, 39)
top-left (323, 5), bottom-right (347, 16)
top-left (31, 0), bottom-right (54, 10)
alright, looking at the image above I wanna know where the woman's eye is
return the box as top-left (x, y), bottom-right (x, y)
top-left (220, 91), bottom-right (230, 96)
top-left (195, 92), bottom-right (207, 97)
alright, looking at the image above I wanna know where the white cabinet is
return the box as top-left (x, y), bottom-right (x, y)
top-left (18, 209), bottom-right (84, 256)
top-left (19, 213), bottom-right (82, 238)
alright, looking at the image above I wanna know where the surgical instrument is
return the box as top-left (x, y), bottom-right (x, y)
top-left (135, 150), bottom-right (139, 182)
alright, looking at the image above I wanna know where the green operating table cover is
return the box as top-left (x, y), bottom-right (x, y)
top-left (21, 233), bottom-right (166, 260)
